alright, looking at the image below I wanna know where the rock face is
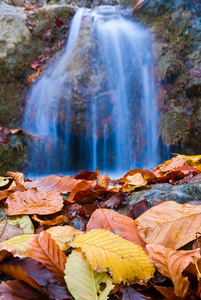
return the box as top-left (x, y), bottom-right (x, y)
top-left (0, 2), bottom-right (75, 175)
top-left (130, 0), bottom-right (201, 155)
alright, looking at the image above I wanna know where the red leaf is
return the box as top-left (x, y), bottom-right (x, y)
top-left (126, 199), bottom-right (150, 219)
top-left (99, 191), bottom-right (128, 209)
top-left (0, 280), bottom-right (48, 299)
top-left (54, 17), bottom-right (64, 27)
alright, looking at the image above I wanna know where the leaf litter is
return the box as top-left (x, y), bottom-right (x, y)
top-left (0, 154), bottom-right (201, 299)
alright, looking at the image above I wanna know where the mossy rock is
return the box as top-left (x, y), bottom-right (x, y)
top-left (160, 109), bottom-right (190, 146)
top-left (0, 135), bottom-right (28, 176)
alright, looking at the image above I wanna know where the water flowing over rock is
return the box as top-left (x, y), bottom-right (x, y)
top-left (23, 6), bottom-right (160, 176)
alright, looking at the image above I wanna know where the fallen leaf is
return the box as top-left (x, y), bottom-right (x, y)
top-left (86, 208), bottom-right (146, 250)
top-left (0, 234), bottom-right (35, 258)
top-left (7, 171), bottom-right (25, 190)
top-left (65, 250), bottom-right (114, 300)
top-left (27, 67), bottom-right (41, 84)
top-left (72, 229), bottom-right (155, 284)
top-left (151, 285), bottom-right (180, 300)
top-left (6, 188), bottom-right (63, 215)
top-left (99, 192), bottom-right (128, 209)
top-left (28, 231), bottom-right (66, 283)
top-left (23, 175), bottom-right (85, 193)
top-left (0, 189), bottom-right (13, 201)
top-left (0, 263), bottom-right (42, 291)
top-left (135, 200), bottom-right (201, 249)
top-left (120, 286), bottom-right (161, 300)
top-left (0, 176), bottom-right (13, 190)
top-left (46, 225), bottom-right (84, 251)
top-left (32, 214), bottom-right (68, 227)
top-left (68, 180), bottom-right (97, 202)
top-left (0, 280), bottom-right (48, 299)
top-left (0, 215), bottom-right (34, 243)
top-left (147, 244), bottom-right (201, 297)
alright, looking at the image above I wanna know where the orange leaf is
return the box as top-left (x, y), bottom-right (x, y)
top-left (0, 189), bottom-right (12, 201)
top-left (86, 208), bottom-right (146, 251)
top-left (135, 200), bottom-right (201, 249)
top-left (32, 214), bottom-right (68, 227)
top-left (6, 188), bottom-right (63, 215)
top-left (27, 67), bottom-right (41, 84)
top-left (28, 231), bottom-right (66, 283)
top-left (7, 172), bottom-right (26, 190)
top-left (68, 180), bottom-right (97, 202)
top-left (0, 263), bottom-right (42, 291)
top-left (147, 244), bottom-right (201, 297)
top-left (23, 175), bottom-right (87, 193)
top-left (152, 285), bottom-right (180, 300)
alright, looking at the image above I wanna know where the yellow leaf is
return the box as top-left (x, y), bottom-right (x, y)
top-left (0, 215), bottom-right (34, 243)
top-left (177, 154), bottom-right (201, 166)
top-left (65, 250), bottom-right (114, 300)
top-left (147, 244), bottom-right (201, 298)
top-left (135, 200), bottom-right (201, 249)
top-left (0, 234), bottom-right (35, 258)
top-left (46, 225), bottom-right (84, 251)
top-left (8, 215), bottom-right (34, 234)
top-left (72, 229), bottom-right (155, 284)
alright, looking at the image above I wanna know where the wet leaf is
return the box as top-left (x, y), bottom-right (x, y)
top-left (46, 225), bottom-right (84, 251)
top-left (135, 200), bottom-right (201, 249)
top-left (6, 188), bottom-right (63, 215)
top-left (0, 280), bottom-right (48, 299)
top-left (27, 67), bottom-right (41, 84)
top-left (86, 208), bottom-right (146, 250)
top-left (72, 229), bottom-right (155, 284)
top-left (28, 231), bottom-right (66, 283)
top-left (147, 244), bottom-right (201, 297)
top-left (65, 250), bottom-right (114, 300)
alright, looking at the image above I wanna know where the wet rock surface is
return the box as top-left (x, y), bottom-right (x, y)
top-left (119, 181), bottom-right (201, 215)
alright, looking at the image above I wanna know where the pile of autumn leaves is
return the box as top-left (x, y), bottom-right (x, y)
top-left (0, 154), bottom-right (201, 299)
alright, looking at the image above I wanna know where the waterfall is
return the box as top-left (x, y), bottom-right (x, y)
top-left (23, 6), bottom-right (159, 177)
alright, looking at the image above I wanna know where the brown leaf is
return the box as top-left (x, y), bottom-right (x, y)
top-left (23, 175), bottom-right (84, 193)
top-left (86, 208), bottom-right (146, 251)
top-left (28, 231), bottom-right (66, 283)
top-left (54, 17), bottom-right (64, 27)
top-left (0, 220), bottom-right (24, 243)
top-left (0, 280), bottom-right (48, 299)
top-left (0, 125), bottom-right (11, 146)
top-left (135, 200), bottom-right (201, 249)
top-left (99, 191), bottom-right (128, 209)
top-left (120, 286), bottom-right (159, 300)
top-left (0, 263), bottom-right (42, 291)
top-left (147, 244), bottom-right (201, 297)
top-left (0, 189), bottom-right (13, 201)
top-left (68, 180), bottom-right (97, 202)
top-left (151, 285), bottom-right (180, 300)
top-left (126, 199), bottom-right (150, 219)
top-left (27, 67), bottom-right (41, 84)
top-left (6, 188), bottom-right (63, 215)
top-left (32, 214), bottom-right (68, 227)
top-left (7, 171), bottom-right (25, 190)
top-left (74, 170), bottom-right (99, 180)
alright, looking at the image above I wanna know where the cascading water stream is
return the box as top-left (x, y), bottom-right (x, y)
top-left (23, 6), bottom-right (160, 177)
